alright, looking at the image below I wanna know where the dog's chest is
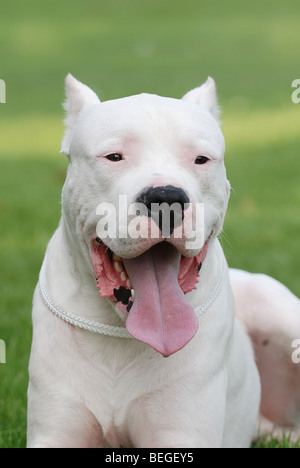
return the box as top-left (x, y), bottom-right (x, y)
top-left (79, 342), bottom-right (152, 445)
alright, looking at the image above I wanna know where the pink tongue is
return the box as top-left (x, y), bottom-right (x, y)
top-left (123, 243), bottom-right (199, 357)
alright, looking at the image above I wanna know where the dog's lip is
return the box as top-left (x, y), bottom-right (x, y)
top-left (92, 232), bottom-right (213, 261)
top-left (92, 237), bottom-right (209, 262)
top-left (91, 233), bottom-right (213, 297)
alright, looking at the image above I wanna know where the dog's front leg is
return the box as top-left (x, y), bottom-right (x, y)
top-left (27, 383), bottom-right (105, 448)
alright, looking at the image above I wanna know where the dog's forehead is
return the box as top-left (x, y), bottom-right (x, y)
top-left (75, 92), bottom-right (224, 155)
top-left (88, 93), bottom-right (214, 127)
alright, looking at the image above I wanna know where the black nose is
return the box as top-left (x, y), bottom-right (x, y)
top-left (136, 185), bottom-right (190, 236)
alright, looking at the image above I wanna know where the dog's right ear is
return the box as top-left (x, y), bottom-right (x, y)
top-left (182, 77), bottom-right (220, 123)
top-left (60, 74), bottom-right (100, 158)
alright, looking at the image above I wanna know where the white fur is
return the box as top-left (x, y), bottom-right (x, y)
top-left (60, 74), bottom-right (100, 157)
top-left (182, 77), bottom-right (221, 121)
top-left (27, 76), bottom-right (299, 448)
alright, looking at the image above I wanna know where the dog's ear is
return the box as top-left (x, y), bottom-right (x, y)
top-left (182, 77), bottom-right (220, 122)
top-left (60, 74), bottom-right (100, 157)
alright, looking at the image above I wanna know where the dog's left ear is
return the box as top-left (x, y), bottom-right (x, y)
top-left (60, 74), bottom-right (101, 157)
top-left (182, 77), bottom-right (220, 122)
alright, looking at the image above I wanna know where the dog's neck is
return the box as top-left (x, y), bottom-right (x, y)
top-left (41, 221), bottom-right (227, 330)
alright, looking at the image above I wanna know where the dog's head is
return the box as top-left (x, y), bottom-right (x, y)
top-left (60, 74), bottom-right (230, 356)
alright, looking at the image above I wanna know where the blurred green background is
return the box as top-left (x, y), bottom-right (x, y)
top-left (0, 0), bottom-right (299, 448)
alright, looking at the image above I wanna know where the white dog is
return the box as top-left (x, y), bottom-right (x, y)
top-left (27, 75), bottom-right (300, 448)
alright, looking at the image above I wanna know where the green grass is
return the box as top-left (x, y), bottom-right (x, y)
top-left (0, 0), bottom-right (299, 448)
top-left (253, 433), bottom-right (300, 449)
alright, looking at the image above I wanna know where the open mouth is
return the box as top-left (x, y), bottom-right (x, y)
top-left (91, 235), bottom-right (212, 357)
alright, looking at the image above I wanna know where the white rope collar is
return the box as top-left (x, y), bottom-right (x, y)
top-left (39, 254), bottom-right (225, 339)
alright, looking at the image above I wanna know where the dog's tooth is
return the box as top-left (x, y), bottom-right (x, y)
top-left (113, 253), bottom-right (122, 261)
top-left (114, 261), bottom-right (123, 273)
top-left (126, 278), bottom-right (132, 289)
top-left (120, 271), bottom-right (127, 282)
top-left (131, 289), bottom-right (135, 300)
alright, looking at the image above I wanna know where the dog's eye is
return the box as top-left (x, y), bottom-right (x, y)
top-left (106, 154), bottom-right (123, 162)
top-left (195, 156), bottom-right (209, 165)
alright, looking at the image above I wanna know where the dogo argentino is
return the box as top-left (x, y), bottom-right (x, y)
top-left (27, 75), bottom-right (300, 448)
